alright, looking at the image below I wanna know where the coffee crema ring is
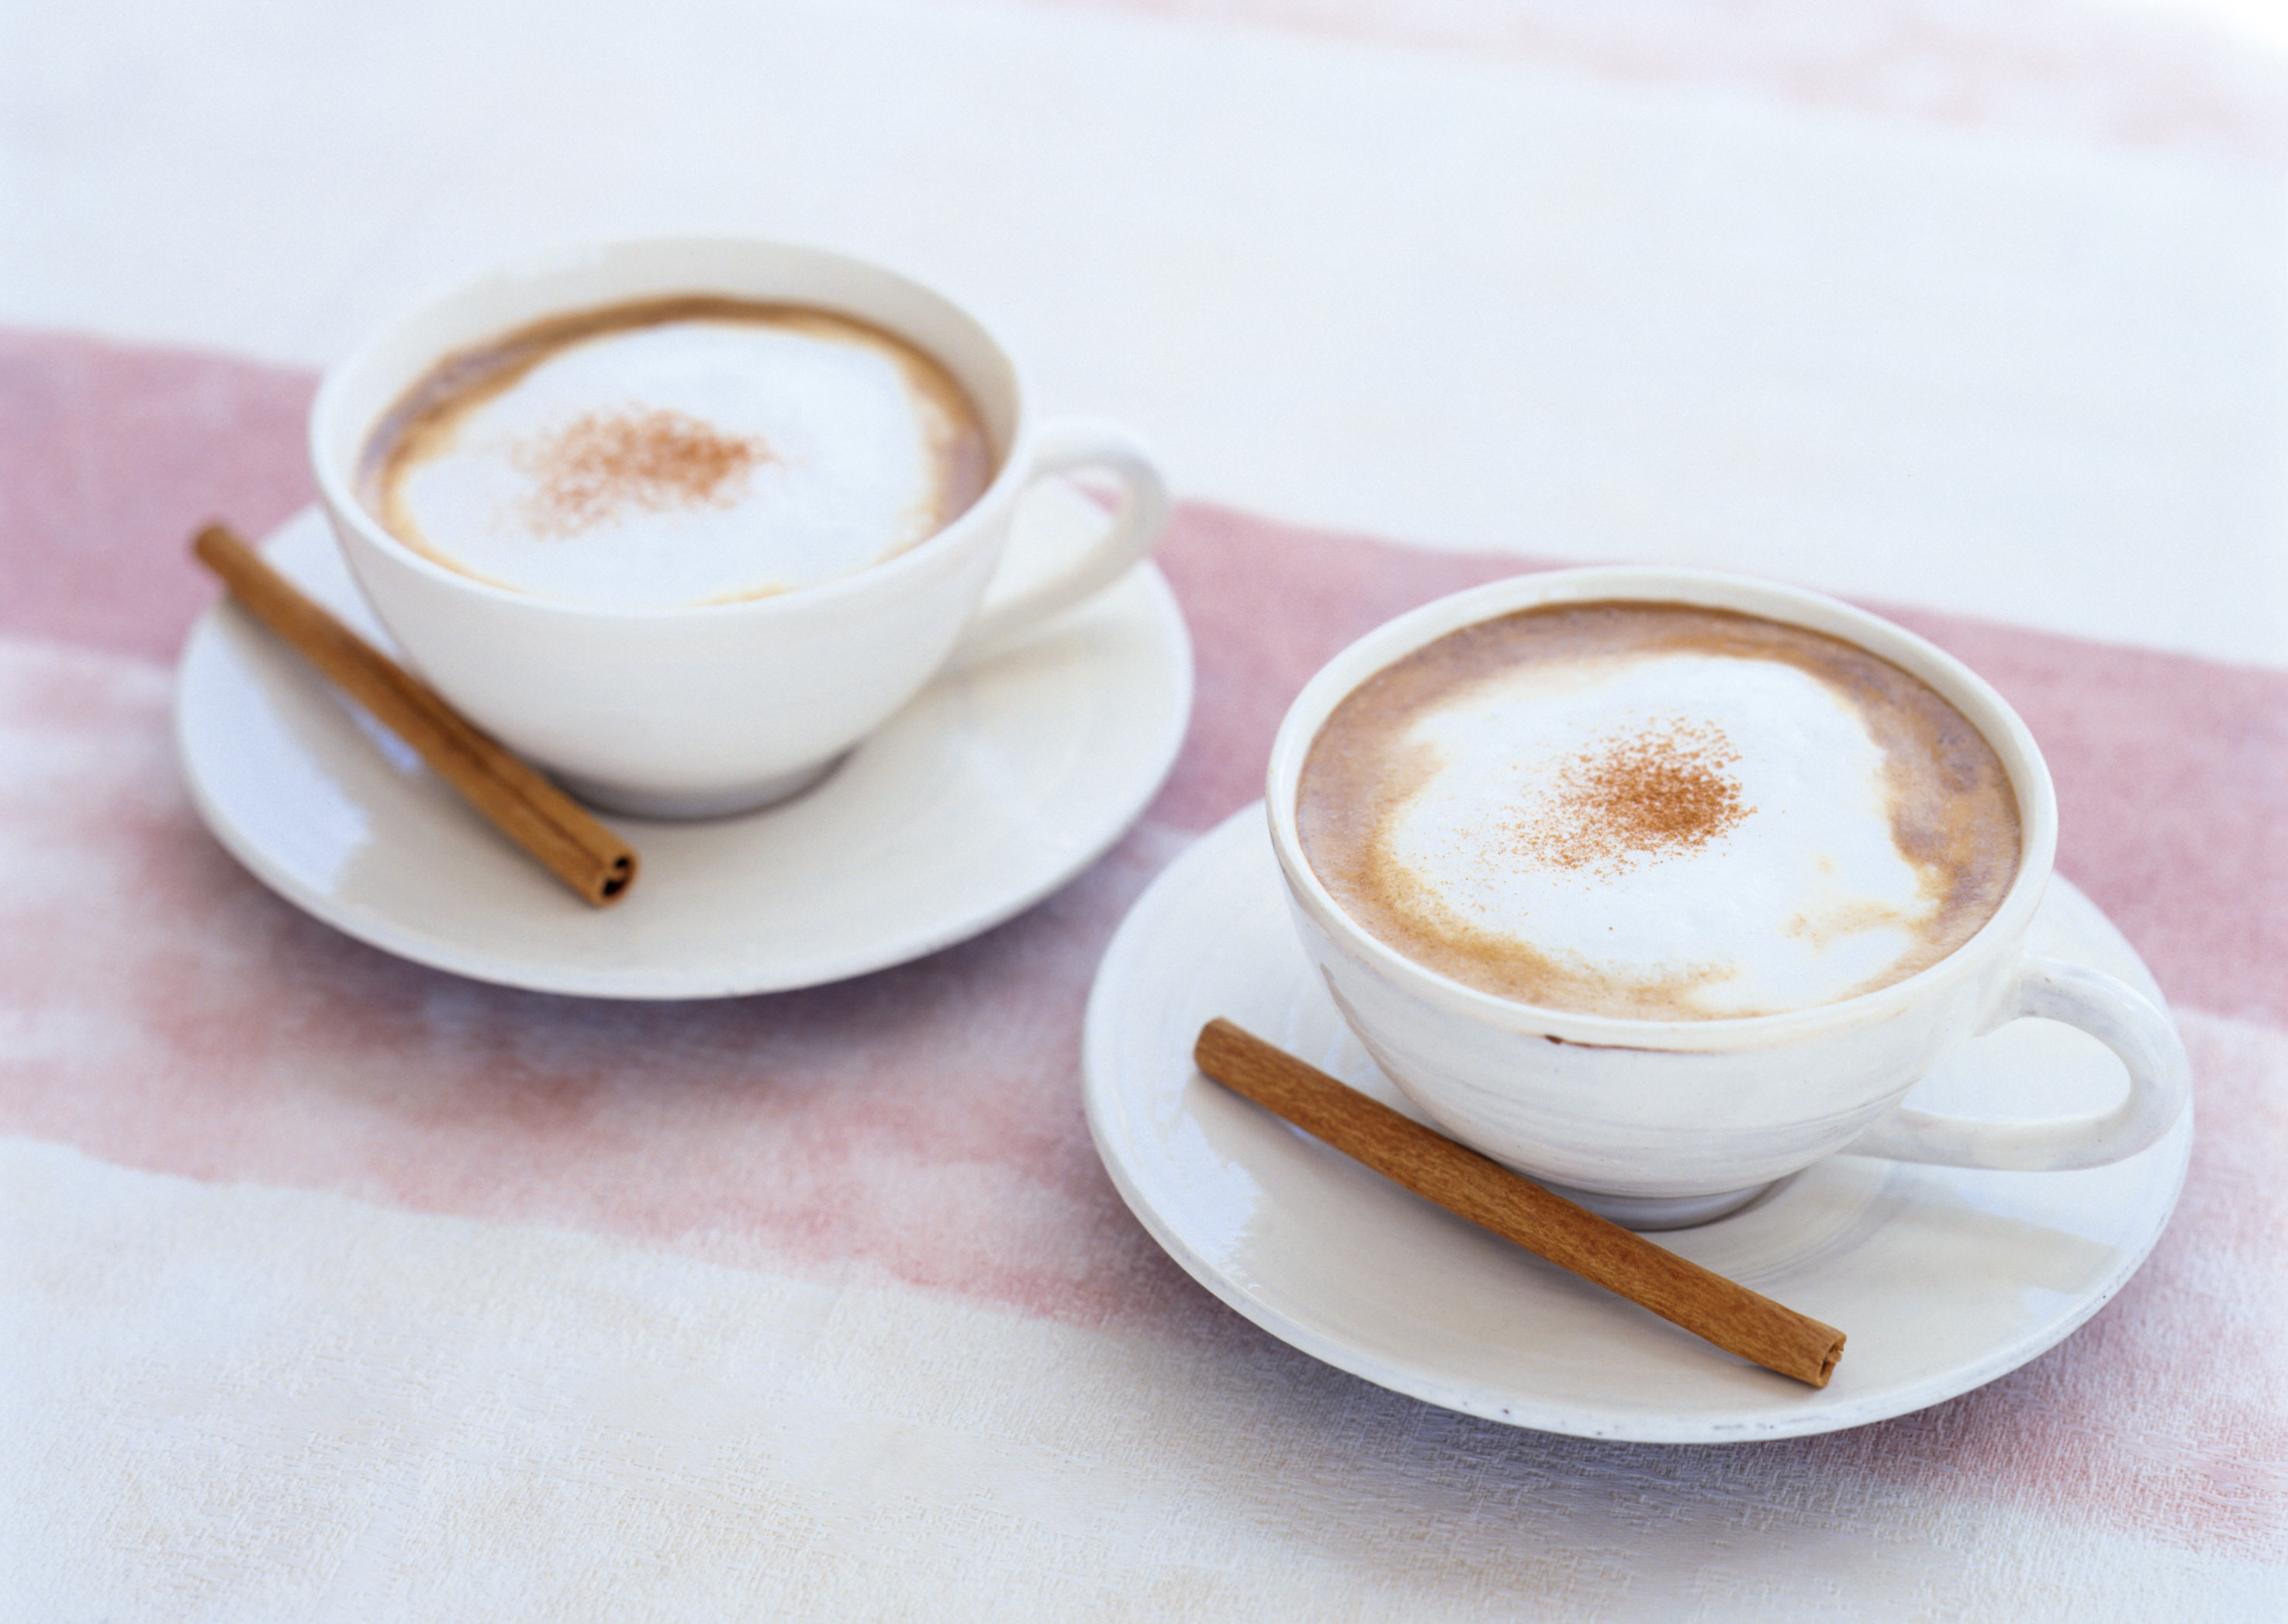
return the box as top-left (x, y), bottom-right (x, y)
top-left (358, 295), bottom-right (996, 610)
top-left (1295, 601), bottom-right (2021, 1021)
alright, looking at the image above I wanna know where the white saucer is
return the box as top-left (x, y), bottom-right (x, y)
top-left (175, 501), bottom-right (1192, 997)
top-left (1083, 806), bottom-right (2193, 1443)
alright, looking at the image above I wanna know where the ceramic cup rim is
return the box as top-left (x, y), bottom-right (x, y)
top-left (308, 233), bottom-right (1036, 624)
top-left (1263, 565), bottom-right (2060, 1053)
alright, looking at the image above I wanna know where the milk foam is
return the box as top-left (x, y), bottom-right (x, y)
top-left (376, 313), bottom-right (985, 609)
top-left (1378, 651), bottom-right (1934, 1016)
top-left (1300, 599), bottom-right (2027, 1019)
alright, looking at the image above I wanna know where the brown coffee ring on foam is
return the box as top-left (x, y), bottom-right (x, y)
top-left (358, 295), bottom-right (997, 599)
top-left (1295, 602), bottom-right (2022, 1020)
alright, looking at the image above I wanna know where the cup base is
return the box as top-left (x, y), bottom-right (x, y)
top-left (1536, 1178), bottom-right (1777, 1232)
top-left (558, 755), bottom-right (846, 821)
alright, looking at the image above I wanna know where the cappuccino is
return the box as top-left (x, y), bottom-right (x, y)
top-left (1296, 602), bottom-right (2021, 1020)
top-left (360, 296), bottom-right (994, 609)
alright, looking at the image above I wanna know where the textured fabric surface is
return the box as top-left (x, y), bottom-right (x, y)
top-left (10, 0), bottom-right (2288, 1612)
top-left (12, 0), bottom-right (2288, 669)
top-left (1038, 0), bottom-right (2288, 163)
top-left (2, 327), bottom-right (2283, 1619)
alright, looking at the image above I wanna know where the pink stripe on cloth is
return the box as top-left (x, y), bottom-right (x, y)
top-left (0, 322), bottom-right (2278, 1025)
top-left (0, 327), bottom-right (317, 664)
top-left (2, 329), bottom-right (2283, 1553)
top-left (1156, 505), bottom-right (2288, 1028)
top-left (0, 320), bottom-right (2279, 1040)
top-left (1038, 0), bottom-right (2288, 166)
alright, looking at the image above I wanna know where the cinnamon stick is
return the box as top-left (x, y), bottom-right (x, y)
top-left (1193, 1018), bottom-right (1845, 1387)
top-left (192, 523), bottom-right (638, 907)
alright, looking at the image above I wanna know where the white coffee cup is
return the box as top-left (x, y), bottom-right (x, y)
top-left (1266, 567), bottom-right (2189, 1228)
top-left (310, 237), bottom-right (1170, 818)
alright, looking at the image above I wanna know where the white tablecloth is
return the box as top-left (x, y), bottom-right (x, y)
top-left (5, 2), bottom-right (2283, 1615)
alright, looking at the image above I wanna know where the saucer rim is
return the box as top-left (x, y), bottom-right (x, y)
top-left (1082, 803), bottom-right (2193, 1443)
top-left (175, 506), bottom-right (1193, 1000)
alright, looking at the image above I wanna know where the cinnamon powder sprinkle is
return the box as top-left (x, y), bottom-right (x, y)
top-left (513, 407), bottom-right (771, 536)
top-left (1507, 720), bottom-right (1751, 877)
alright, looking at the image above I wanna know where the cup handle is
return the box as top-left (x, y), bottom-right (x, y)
top-left (949, 416), bottom-right (1172, 665)
top-left (1841, 955), bottom-right (2189, 1171)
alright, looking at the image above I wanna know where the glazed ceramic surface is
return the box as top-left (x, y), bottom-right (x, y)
top-left (1083, 807), bottom-right (2192, 1443)
top-left (1263, 568), bottom-right (2188, 1218)
top-left (311, 236), bottom-right (1170, 817)
top-left (175, 504), bottom-right (1191, 997)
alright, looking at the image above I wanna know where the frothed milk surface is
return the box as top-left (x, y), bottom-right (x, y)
top-left (1297, 603), bottom-right (2022, 1019)
top-left (361, 298), bottom-right (994, 609)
